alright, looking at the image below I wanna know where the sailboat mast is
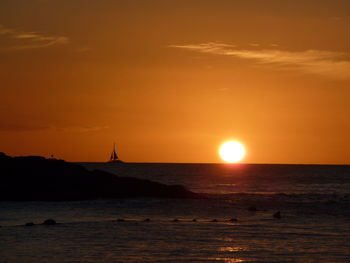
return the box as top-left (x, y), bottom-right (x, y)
top-left (113, 142), bottom-right (118, 160)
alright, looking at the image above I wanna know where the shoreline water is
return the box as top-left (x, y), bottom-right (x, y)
top-left (1, 197), bottom-right (349, 262)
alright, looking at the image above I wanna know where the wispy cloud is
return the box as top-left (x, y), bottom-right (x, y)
top-left (0, 24), bottom-right (69, 51)
top-left (0, 25), bottom-right (14, 34)
top-left (329, 16), bottom-right (342, 21)
top-left (171, 42), bottom-right (350, 80)
top-left (53, 125), bottom-right (110, 133)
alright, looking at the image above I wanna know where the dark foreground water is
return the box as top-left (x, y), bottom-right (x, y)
top-left (1, 163), bottom-right (349, 262)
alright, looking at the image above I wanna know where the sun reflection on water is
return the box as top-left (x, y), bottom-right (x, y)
top-left (219, 246), bottom-right (244, 252)
top-left (213, 258), bottom-right (245, 263)
top-left (213, 245), bottom-right (247, 262)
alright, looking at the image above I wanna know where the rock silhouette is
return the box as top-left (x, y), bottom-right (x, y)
top-left (273, 211), bottom-right (281, 219)
top-left (42, 219), bottom-right (56, 225)
top-left (0, 153), bottom-right (199, 201)
top-left (248, 205), bottom-right (258, 211)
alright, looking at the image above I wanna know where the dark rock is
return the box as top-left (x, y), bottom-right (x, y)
top-left (143, 218), bottom-right (151, 222)
top-left (25, 222), bottom-right (35, 226)
top-left (192, 218), bottom-right (197, 222)
top-left (211, 219), bottom-right (218, 222)
top-left (116, 219), bottom-right (125, 222)
top-left (248, 205), bottom-right (258, 211)
top-left (273, 211), bottom-right (281, 219)
top-left (173, 218), bottom-right (179, 222)
top-left (229, 218), bottom-right (238, 222)
top-left (0, 152), bottom-right (199, 201)
top-left (43, 219), bottom-right (56, 225)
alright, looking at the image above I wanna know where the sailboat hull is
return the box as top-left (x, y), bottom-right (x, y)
top-left (107, 159), bottom-right (124, 163)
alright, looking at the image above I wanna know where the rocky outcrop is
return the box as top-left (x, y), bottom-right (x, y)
top-left (273, 211), bottom-right (281, 219)
top-left (0, 153), bottom-right (199, 201)
top-left (42, 219), bottom-right (57, 225)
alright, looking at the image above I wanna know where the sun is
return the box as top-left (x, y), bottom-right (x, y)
top-left (219, 141), bottom-right (246, 163)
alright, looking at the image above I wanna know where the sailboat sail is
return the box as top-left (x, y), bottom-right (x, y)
top-left (109, 143), bottom-right (122, 162)
top-left (113, 151), bottom-right (118, 160)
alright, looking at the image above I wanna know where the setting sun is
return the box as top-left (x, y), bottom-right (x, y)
top-left (219, 141), bottom-right (246, 163)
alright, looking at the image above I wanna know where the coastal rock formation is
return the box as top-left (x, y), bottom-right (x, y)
top-left (42, 219), bottom-right (57, 225)
top-left (0, 153), bottom-right (199, 201)
top-left (273, 211), bottom-right (281, 219)
top-left (248, 205), bottom-right (258, 211)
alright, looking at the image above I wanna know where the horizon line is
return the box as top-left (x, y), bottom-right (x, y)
top-left (77, 161), bottom-right (350, 166)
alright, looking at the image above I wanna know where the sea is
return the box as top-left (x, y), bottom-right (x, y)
top-left (1, 163), bottom-right (349, 263)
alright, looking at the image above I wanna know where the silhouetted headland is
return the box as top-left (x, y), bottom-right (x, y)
top-left (0, 153), bottom-right (199, 201)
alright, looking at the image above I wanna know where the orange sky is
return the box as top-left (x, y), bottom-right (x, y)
top-left (0, 0), bottom-right (349, 163)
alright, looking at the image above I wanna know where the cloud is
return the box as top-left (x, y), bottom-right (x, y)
top-left (329, 16), bottom-right (342, 21)
top-left (0, 25), bottom-right (14, 34)
top-left (171, 42), bottom-right (236, 55)
top-left (171, 42), bottom-right (350, 80)
top-left (53, 125), bottom-right (110, 133)
top-left (0, 24), bottom-right (69, 51)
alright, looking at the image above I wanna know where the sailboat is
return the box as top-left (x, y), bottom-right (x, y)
top-left (108, 143), bottom-right (123, 163)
